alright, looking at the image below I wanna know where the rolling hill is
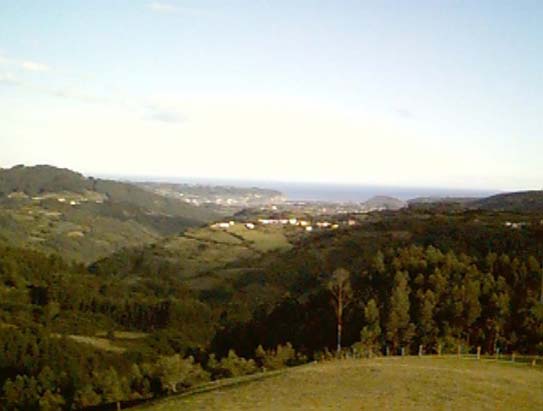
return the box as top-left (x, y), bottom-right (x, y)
top-left (0, 165), bottom-right (221, 262)
top-left (474, 190), bottom-right (543, 212)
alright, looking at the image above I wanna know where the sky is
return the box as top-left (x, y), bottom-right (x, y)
top-left (1, 0), bottom-right (542, 190)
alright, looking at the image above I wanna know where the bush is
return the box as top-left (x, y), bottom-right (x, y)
top-left (148, 354), bottom-right (209, 394)
top-left (255, 343), bottom-right (302, 370)
top-left (207, 350), bottom-right (257, 379)
top-left (314, 347), bottom-right (334, 362)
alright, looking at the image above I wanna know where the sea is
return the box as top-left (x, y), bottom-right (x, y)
top-left (105, 174), bottom-right (499, 203)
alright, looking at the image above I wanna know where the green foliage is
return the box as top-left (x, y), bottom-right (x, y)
top-left (254, 343), bottom-right (298, 370)
top-left (386, 270), bottom-right (415, 352)
top-left (207, 350), bottom-right (257, 379)
top-left (151, 355), bottom-right (209, 394)
top-left (358, 299), bottom-right (381, 354)
top-left (73, 385), bottom-right (101, 409)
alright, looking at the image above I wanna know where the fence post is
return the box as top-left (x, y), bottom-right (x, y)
top-left (532, 359), bottom-right (536, 367)
top-left (437, 344), bottom-right (442, 357)
top-left (476, 346), bottom-right (481, 360)
top-left (511, 352), bottom-right (516, 362)
top-left (386, 346), bottom-right (390, 356)
top-left (401, 347), bottom-right (405, 357)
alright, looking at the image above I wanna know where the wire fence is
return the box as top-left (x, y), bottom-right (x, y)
top-left (347, 345), bottom-right (543, 369)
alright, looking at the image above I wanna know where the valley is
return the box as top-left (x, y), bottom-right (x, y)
top-left (2, 165), bottom-right (543, 410)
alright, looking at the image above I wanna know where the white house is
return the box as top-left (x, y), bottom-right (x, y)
top-left (212, 222), bottom-right (231, 229)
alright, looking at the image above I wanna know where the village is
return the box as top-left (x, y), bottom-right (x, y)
top-left (211, 215), bottom-right (358, 233)
top-left (135, 181), bottom-right (286, 208)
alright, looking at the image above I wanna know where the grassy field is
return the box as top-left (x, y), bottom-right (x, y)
top-left (135, 356), bottom-right (543, 411)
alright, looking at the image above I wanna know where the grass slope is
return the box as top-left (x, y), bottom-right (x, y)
top-left (0, 165), bottom-right (222, 262)
top-left (136, 357), bottom-right (543, 411)
top-left (91, 224), bottom-right (292, 289)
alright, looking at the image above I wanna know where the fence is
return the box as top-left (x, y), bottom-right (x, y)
top-left (348, 344), bottom-right (543, 368)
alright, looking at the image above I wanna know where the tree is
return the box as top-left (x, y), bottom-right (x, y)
top-left (73, 385), bottom-right (101, 409)
top-left (100, 367), bottom-right (124, 411)
top-left (328, 268), bottom-right (352, 354)
top-left (3, 375), bottom-right (40, 410)
top-left (416, 289), bottom-right (437, 346)
top-left (152, 354), bottom-right (209, 394)
top-left (360, 299), bottom-right (381, 355)
top-left (254, 345), bottom-right (266, 368)
top-left (39, 390), bottom-right (65, 411)
top-left (386, 270), bottom-right (414, 353)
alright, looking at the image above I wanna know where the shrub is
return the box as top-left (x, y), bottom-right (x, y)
top-left (207, 350), bottom-right (257, 379)
top-left (149, 354), bottom-right (209, 394)
top-left (255, 343), bottom-right (301, 370)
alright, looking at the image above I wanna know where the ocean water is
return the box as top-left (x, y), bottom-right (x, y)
top-left (108, 174), bottom-right (498, 203)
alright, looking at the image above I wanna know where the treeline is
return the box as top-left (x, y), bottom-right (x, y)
top-left (0, 326), bottom-right (302, 410)
top-left (214, 245), bottom-right (543, 357)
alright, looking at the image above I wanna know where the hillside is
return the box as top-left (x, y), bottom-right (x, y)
top-left (0, 165), bottom-right (220, 220)
top-left (407, 191), bottom-right (543, 213)
top-left (0, 165), bottom-right (220, 261)
top-left (474, 190), bottom-right (543, 212)
top-left (89, 223), bottom-right (295, 321)
top-left (136, 181), bottom-right (285, 209)
top-left (363, 195), bottom-right (406, 211)
top-left (136, 357), bottom-right (543, 411)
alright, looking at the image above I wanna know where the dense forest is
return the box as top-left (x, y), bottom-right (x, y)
top-left (2, 206), bottom-right (543, 409)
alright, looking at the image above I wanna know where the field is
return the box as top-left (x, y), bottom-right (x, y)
top-left (136, 356), bottom-right (543, 411)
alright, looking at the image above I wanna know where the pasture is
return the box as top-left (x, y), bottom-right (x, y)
top-left (135, 356), bottom-right (543, 411)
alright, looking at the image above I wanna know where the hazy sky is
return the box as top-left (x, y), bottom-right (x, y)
top-left (1, 1), bottom-right (542, 189)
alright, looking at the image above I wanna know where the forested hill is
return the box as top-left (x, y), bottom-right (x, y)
top-left (407, 190), bottom-right (543, 213)
top-left (0, 165), bottom-right (91, 196)
top-left (0, 165), bottom-right (221, 262)
top-left (0, 164), bottom-right (219, 220)
top-left (474, 190), bottom-right (543, 212)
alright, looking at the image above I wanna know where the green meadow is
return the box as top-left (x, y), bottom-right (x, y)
top-left (136, 356), bottom-right (543, 411)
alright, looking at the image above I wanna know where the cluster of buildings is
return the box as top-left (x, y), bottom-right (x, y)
top-left (211, 216), bottom-right (358, 233)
